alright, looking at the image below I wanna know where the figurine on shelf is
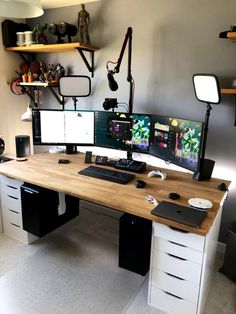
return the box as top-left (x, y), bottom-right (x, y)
top-left (32, 23), bottom-right (48, 44)
top-left (78, 3), bottom-right (91, 45)
top-left (44, 63), bottom-right (66, 83)
top-left (46, 64), bottom-right (56, 82)
top-left (54, 64), bottom-right (65, 80)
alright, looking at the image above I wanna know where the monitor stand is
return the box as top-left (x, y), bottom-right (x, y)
top-left (127, 151), bottom-right (133, 160)
top-left (66, 145), bottom-right (77, 154)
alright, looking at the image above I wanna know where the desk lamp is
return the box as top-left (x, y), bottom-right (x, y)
top-left (0, 0), bottom-right (43, 18)
top-left (21, 100), bottom-right (33, 122)
top-left (192, 73), bottom-right (221, 181)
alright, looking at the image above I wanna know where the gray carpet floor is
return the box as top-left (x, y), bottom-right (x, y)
top-left (0, 205), bottom-right (235, 314)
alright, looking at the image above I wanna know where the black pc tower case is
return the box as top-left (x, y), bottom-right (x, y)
top-left (119, 213), bottom-right (152, 276)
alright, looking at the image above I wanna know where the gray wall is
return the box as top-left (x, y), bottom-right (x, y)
top-left (27, 0), bottom-right (236, 242)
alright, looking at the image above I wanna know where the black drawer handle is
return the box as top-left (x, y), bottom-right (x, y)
top-left (10, 222), bottom-right (20, 228)
top-left (169, 226), bottom-right (189, 233)
top-left (167, 253), bottom-right (187, 261)
top-left (165, 272), bottom-right (185, 281)
top-left (163, 290), bottom-right (183, 300)
top-left (7, 195), bottom-right (18, 200)
top-left (6, 184), bottom-right (17, 190)
top-left (9, 209), bottom-right (20, 214)
top-left (168, 240), bottom-right (187, 248)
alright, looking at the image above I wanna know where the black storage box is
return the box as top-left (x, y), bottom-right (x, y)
top-left (1, 19), bottom-right (30, 47)
top-left (21, 183), bottom-right (79, 237)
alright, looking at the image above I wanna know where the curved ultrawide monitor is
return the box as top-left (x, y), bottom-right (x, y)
top-left (149, 115), bottom-right (204, 173)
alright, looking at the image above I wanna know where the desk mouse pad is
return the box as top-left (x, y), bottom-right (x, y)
top-left (151, 201), bottom-right (207, 228)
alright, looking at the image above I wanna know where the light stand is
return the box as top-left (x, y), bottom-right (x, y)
top-left (58, 75), bottom-right (91, 154)
top-left (202, 103), bottom-right (212, 161)
top-left (192, 73), bottom-right (221, 181)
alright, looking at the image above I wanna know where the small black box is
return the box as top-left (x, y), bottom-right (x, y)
top-left (193, 158), bottom-right (215, 181)
top-left (1, 19), bottom-right (30, 47)
top-left (15, 135), bottom-right (30, 158)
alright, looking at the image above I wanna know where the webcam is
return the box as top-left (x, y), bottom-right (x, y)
top-left (103, 98), bottom-right (118, 111)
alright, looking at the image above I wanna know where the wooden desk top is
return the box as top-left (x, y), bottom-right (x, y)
top-left (0, 152), bottom-right (230, 236)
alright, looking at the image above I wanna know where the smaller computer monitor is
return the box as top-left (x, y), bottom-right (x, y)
top-left (32, 109), bottom-right (95, 146)
top-left (149, 115), bottom-right (203, 173)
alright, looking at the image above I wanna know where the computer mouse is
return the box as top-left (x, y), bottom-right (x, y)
top-left (58, 159), bottom-right (70, 164)
top-left (135, 179), bottom-right (146, 188)
top-left (218, 183), bottom-right (228, 191)
top-left (168, 192), bottom-right (180, 200)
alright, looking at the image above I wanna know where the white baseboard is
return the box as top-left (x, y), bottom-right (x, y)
top-left (217, 241), bottom-right (226, 254)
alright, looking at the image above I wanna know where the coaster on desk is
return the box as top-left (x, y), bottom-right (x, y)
top-left (16, 157), bottom-right (27, 162)
top-left (188, 198), bottom-right (213, 210)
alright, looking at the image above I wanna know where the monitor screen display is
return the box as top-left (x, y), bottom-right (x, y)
top-left (95, 111), bottom-right (151, 153)
top-left (33, 109), bottom-right (95, 145)
top-left (149, 115), bottom-right (203, 172)
top-left (110, 118), bottom-right (132, 140)
top-left (131, 114), bottom-right (151, 153)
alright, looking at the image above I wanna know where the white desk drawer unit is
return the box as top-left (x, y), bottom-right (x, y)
top-left (0, 175), bottom-right (36, 243)
top-left (148, 222), bottom-right (206, 314)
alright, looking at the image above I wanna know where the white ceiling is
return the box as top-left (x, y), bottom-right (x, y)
top-left (41, 0), bottom-right (100, 9)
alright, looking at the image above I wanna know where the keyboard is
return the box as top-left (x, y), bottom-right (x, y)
top-left (79, 165), bottom-right (135, 184)
top-left (114, 159), bottom-right (146, 173)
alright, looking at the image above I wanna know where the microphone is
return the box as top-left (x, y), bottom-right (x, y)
top-left (107, 71), bottom-right (118, 91)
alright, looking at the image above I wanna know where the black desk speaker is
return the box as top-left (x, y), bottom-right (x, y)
top-left (15, 135), bottom-right (30, 159)
top-left (193, 158), bottom-right (215, 181)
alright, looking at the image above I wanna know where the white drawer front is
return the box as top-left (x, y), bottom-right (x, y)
top-left (6, 209), bottom-right (22, 227)
top-left (3, 220), bottom-right (25, 240)
top-left (2, 194), bottom-right (21, 213)
top-left (153, 222), bottom-right (205, 252)
top-left (1, 176), bottom-right (23, 189)
top-left (4, 184), bottom-right (21, 199)
top-left (153, 249), bottom-right (202, 284)
top-left (151, 268), bottom-right (199, 304)
top-left (154, 237), bottom-right (203, 264)
top-left (149, 285), bottom-right (197, 314)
